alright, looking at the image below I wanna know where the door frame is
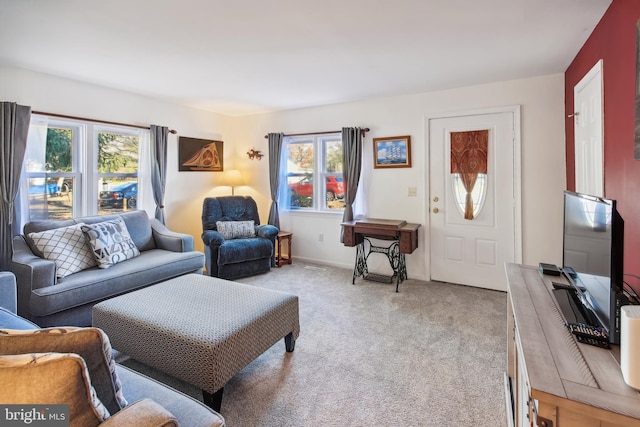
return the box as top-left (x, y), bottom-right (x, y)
top-left (424, 105), bottom-right (523, 281)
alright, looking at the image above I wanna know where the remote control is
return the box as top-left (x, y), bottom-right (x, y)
top-left (552, 281), bottom-right (572, 290)
top-left (539, 262), bottom-right (561, 276)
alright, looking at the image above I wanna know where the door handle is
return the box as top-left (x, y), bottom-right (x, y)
top-left (433, 207), bottom-right (439, 213)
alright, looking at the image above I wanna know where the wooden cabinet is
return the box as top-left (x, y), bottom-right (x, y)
top-left (506, 263), bottom-right (640, 427)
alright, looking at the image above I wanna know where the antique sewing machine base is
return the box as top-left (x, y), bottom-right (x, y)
top-left (352, 238), bottom-right (407, 292)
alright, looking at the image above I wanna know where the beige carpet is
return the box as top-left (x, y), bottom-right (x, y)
top-left (120, 263), bottom-right (508, 427)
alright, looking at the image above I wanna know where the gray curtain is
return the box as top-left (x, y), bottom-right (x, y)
top-left (0, 102), bottom-right (31, 271)
top-left (150, 125), bottom-right (168, 224)
top-left (340, 127), bottom-right (363, 243)
top-left (267, 132), bottom-right (284, 228)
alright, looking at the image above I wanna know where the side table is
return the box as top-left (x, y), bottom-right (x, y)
top-left (276, 231), bottom-right (293, 267)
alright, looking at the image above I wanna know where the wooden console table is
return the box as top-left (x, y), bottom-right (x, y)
top-left (506, 263), bottom-right (640, 427)
top-left (341, 218), bottom-right (420, 292)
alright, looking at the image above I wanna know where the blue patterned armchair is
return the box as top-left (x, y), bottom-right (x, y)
top-left (201, 196), bottom-right (279, 279)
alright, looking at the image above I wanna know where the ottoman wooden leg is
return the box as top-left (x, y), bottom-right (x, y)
top-left (203, 388), bottom-right (224, 412)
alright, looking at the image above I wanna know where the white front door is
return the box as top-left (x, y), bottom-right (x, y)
top-left (428, 107), bottom-right (521, 291)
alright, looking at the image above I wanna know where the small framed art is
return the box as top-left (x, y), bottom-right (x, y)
top-left (178, 137), bottom-right (223, 171)
top-left (373, 135), bottom-right (412, 168)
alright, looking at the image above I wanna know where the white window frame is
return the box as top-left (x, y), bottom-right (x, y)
top-left (279, 133), bottom-right (344, 213)
top-left (25, 114), bottom-right (150, 218)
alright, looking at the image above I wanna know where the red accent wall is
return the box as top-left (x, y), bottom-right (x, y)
top-left (565, 0), bottom-right (640, 281)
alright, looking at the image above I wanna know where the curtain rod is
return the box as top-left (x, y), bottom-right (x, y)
top-left (32, 111), bottom-right (177, 134)
top-left (264, 127), bottom-right (369, 139)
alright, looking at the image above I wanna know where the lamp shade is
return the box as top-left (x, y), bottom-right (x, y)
top-left (221, 169), bottom-right (244, 187)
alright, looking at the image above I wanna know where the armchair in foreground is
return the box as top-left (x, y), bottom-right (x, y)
top-left (201, 196), bottom-right (278, 279)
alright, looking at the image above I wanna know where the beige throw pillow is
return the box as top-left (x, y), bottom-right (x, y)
top-left (0, 352), bottom-right (110, 426)
top-left (0, 327), bottom-right (127, 415)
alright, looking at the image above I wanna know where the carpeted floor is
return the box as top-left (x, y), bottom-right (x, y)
top-left (119, 263), bottom-right (508, 427)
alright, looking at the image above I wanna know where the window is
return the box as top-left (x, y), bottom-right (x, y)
top-left (281, 133), bottom-right (345, 212)
top-left (452, 174), bottom-right (487, 218)
top-left (25, 115), bottom-right (149, 220)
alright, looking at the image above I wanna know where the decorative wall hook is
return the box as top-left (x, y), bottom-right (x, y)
top-left (247, 149), bottom-right (264, 160)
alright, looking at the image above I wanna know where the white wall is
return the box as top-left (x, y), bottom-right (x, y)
top-left (234, 74), bottom-right (567, 280)
top-left (1, 67), bottom-right (566, 281)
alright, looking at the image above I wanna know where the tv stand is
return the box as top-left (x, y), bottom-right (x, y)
top-left (505, 263), bottom-right (640, 427)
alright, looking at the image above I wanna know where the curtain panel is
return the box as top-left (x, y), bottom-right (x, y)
top-left (0, 102), bottom-right (31, 271)
top-left (150, 125), bottom-right (168, 224)
top-left (340, 127), bottom-right (363, 243)
top-left (267, 132), bottom-right (284, 228)
top-left (450, 130), bottom-right (488, 220)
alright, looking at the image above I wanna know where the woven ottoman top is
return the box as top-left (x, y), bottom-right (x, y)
top-left (93, 273), bottom-right (300, 393)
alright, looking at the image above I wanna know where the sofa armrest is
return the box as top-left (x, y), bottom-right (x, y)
top-left (10, 236), bottom-right (57, 319)
top-left (150, 219), bottom-right (194, 252)
top-left (0, 272), bottom-right (17, 313)
top-left (100, 399), bottom-right (178, 427)
top-left (255, 224), bottom-right (279, 241)
top-left (202, 230), bottom-right (225, 247)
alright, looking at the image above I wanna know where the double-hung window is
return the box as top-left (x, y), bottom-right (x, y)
top-left (24, 115), bottom-right (149, 220)
top-left (280, 133), bottom-right (345, 212)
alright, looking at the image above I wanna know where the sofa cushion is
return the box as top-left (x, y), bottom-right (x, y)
top-left (79, 211), bottom-right (156, 252)
top-left (23, 218), bottom-right (76, 257)
top-left (28, 249), bottom-right (205, 318)
top-left (0, 352), bottom-right (110, 426)
top-left (28, 223), bottom-right (98, 278)
top-left (216, 220), bottom-right (256, 240)
top-left (218, 237), bottom-right (273, 263)
top-left (0, 327), bottom-right (127, 415)
top-left (116, 365), bottom-right (225, 427)
top-left (82, 219), bottom-right (140, 268)
top-left (0, 308), bottom-right (39, 330)
top-left (23, 211), bottom-right (156, 257)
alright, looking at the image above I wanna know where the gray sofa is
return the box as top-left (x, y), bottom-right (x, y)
top-left (0, 271), bottom-right (225, 427)
top-left (10, 210), bottom-right (205, 327)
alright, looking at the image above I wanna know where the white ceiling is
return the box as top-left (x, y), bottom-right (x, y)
top-left (0, 0), bottom-right (611, 116)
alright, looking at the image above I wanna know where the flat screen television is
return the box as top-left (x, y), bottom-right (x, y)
top-left (560, 190), bottom-right (626, 344)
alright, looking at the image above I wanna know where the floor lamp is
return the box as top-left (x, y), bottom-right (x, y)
top-left (222, 169), bottom-right (244, 195)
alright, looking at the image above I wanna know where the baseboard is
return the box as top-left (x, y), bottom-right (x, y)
top-left (289, 256), bottom-right (429, 282)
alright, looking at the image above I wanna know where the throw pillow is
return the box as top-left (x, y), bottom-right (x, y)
top-left (28, 223), bottom-right (98, 279)
top-left (216, 220), bottom-right (256, 240)
top-left (81, 218), bottom-right (140, 268)
top-left (0, 352), bottom-right (110, 426)
top-left (0, 327), bottom-right (128, 415)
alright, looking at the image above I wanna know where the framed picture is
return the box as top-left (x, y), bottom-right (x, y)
top-left (373, 135), bottom-right (412, 168)
top-left (178, 137), bottom-right (223, 171)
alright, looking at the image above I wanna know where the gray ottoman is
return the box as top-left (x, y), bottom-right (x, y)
top-left (92, 273), bottom-right (300, 412)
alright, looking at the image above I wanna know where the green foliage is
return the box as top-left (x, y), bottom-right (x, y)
top-left (45, 128), bottom-right (72, 171)
top-left (45, 128), bottom-right (139, 173)
top-left (98, 133), bottom-right (139, 173)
